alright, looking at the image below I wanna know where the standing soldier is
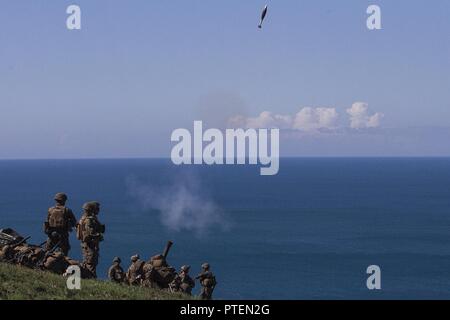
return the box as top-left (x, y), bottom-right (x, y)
top-left (76, 201), bottom-right (105, 279)
top-left (170, 265), bottom-right (195, 295)
top-left (108, 257), bottom-right (125, 284)
top-left (196, 263), bottom-right (217, 300)
top-left (126, 254), bottom-right (145, 286)
top-left (43, 193), bottom-right (76, 256)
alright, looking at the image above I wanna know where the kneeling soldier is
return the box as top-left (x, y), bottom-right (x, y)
top-left (170, 265), bottom-right (195, 295)
top-left (108, 256), bottom-right (125, 283)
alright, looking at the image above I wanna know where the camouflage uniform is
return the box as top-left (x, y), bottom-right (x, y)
top-left (170, 265), bottom-right (195, 295)
top-left (0, 230), bottom-right (44, 267)
top-left (41, 250), bottom-right (86, 276)
top-left (197, 263), bottom-right (217, 300)
top-left (42, 251), bottom-right (71, 274)
top-left (77, 202), bottom-right (105, 279)
top-left (13, 244), bottom-right (45, 268)
top-left (126, 255), bottom-right (145, 285)
top-left (0, 245), bottom-right (14, 262)
top-left (0, 243), bottom-right (45, 268)
top-left (44, 193), bottom-right (76, 256)
top-left (108, 257), bottom-right (125, 283)
top-left (142, 254), bottom-right (177, 289)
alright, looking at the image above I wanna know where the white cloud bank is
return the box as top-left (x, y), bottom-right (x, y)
top-left (229, 107), bottom-right (339, 131)
top-left (228, 103), bottom-right (383, 132)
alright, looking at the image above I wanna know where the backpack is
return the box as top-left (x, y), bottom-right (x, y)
top-left (76, 216), bottom-right (87, 241)
top-left (44, 252), bottom-right (69, 274)
top-left (48, 206), bottom-right (68, 229)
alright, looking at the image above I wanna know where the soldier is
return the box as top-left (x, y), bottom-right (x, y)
top-left (196, 263), bottom-right (217, 300)
top-left (43, 249), bottom-right (86, 276)
top-left (0, 243), bottom-right (24, 263)
top-left (108, 257), bottom-right (125, 284)
top-left (12, 244), bottom-right (45, 268)
top-left (42, 250), bottom-right (71, 274)
top-left (170, 265), bottom-right (195, 295)
top-left (0, 232), bottom-right (41, 267)
top-left (142, 241), bottom-right (177, 290)
top-left (126, 254), bottom-right (145, 286)
top-left (76, 201), bottom-right (105, 279)
top-left (43, 193), bottom-right (77, 256)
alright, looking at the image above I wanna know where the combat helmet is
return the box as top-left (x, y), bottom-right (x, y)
top-left (113, 257), bottom-right (121, 264)
top-left (82, 202), bottom-right (92, 211)
top-left (82, 202), bottom-right (98, 212)
top-left (181, 265), bottom-right (191, 272)
top-left (201, 263), bottom-right (210, 270)
top-left (54, 193), bottom-right (68, 202)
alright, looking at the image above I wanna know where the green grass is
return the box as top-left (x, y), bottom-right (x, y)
top-left (0, 262), bottom-right (192, 300)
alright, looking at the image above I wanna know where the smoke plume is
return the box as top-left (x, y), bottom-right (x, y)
top-left (126, 174), bottom-right (229, 237)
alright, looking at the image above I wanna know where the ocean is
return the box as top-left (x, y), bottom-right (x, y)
top-left (1, 158), bottom-right (450, 299)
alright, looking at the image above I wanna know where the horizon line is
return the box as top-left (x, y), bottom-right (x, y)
top-left (1, 156), bottom-right (450, 161)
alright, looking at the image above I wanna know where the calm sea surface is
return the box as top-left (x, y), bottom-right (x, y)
top-left (1, 158), bottom-right (450, 299)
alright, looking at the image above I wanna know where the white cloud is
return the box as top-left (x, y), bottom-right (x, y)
top-left (229, 107), bottom-right (338, 132)
top-left (228, 102), bottom-right (383, 132)
top-left (292, 107), bottom-right (338, 131)
top-left (246, 111), bottom-right (292, 129)
top-left (346, 102), bottom-right (384, 129)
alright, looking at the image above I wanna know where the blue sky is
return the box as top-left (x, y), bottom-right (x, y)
top-left (0, 0), bottom-right (449, 158)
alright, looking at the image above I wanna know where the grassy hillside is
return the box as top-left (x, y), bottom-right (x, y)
top-left (0, 262), bottom-right (191, 300)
